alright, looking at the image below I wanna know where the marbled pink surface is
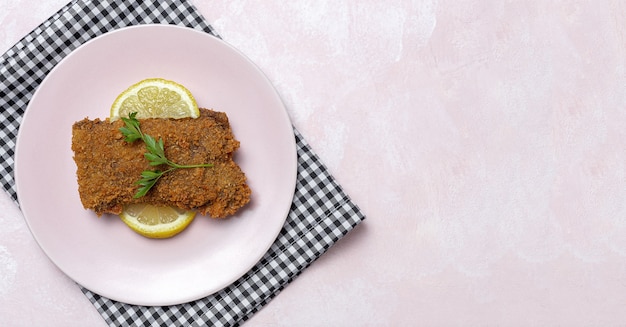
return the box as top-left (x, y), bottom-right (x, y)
top-left (2, 0), bottom-right (626, 326)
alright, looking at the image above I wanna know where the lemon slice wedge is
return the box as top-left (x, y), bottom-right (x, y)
top-left (120, 204), bottom-right (196, 239)
top-left (110, 78), bottom-right (199, 120)
top-left (110, 78), bottom-right (199, 238)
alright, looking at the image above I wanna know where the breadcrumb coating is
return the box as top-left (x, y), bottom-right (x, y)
top-left (71, 108), bottom-right (251, 218)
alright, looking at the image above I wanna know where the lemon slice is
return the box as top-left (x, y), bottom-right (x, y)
top-left (120, 204), bottom-right (196, 239)
top-left (110, 78), bottom-right (199, 238)
top-left (110, 78), bottom-right (200, 120)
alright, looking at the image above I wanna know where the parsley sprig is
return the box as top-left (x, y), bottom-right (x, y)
top-left (119, 112), bottom-right (213, 198)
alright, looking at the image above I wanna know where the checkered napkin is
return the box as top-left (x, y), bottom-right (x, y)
top-left (0, 0), bottom-right (364, 326)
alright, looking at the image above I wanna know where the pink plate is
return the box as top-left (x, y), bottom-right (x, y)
top-left (14, 25), bottom-right (297, 306)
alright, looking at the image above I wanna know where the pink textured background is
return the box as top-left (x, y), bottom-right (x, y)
top-left (2, 1), bottom-right (626, 326)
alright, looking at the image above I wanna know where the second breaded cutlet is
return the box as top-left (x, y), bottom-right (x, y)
top-left (71, 108), bottom-right (251, 218)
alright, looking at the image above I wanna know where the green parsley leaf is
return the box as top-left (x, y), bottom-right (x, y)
top-left (119, 112), bottom-right (214, 198)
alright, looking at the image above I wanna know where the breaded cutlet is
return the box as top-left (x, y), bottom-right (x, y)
top-left (71, 108), bottom-right (251, 218)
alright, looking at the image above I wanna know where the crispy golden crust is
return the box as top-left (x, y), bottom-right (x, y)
top-left (71, 108), bottom-right (251, 218)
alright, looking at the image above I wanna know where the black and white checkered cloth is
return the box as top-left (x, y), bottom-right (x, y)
top-left (0, 0), bottom-right (365, 326)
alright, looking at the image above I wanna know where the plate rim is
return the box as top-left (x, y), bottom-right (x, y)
top-left (14, 24), bottom-right (297, 305)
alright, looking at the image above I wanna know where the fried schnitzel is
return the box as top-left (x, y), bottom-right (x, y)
top-left (71, 108), bottom-right (251, 218)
